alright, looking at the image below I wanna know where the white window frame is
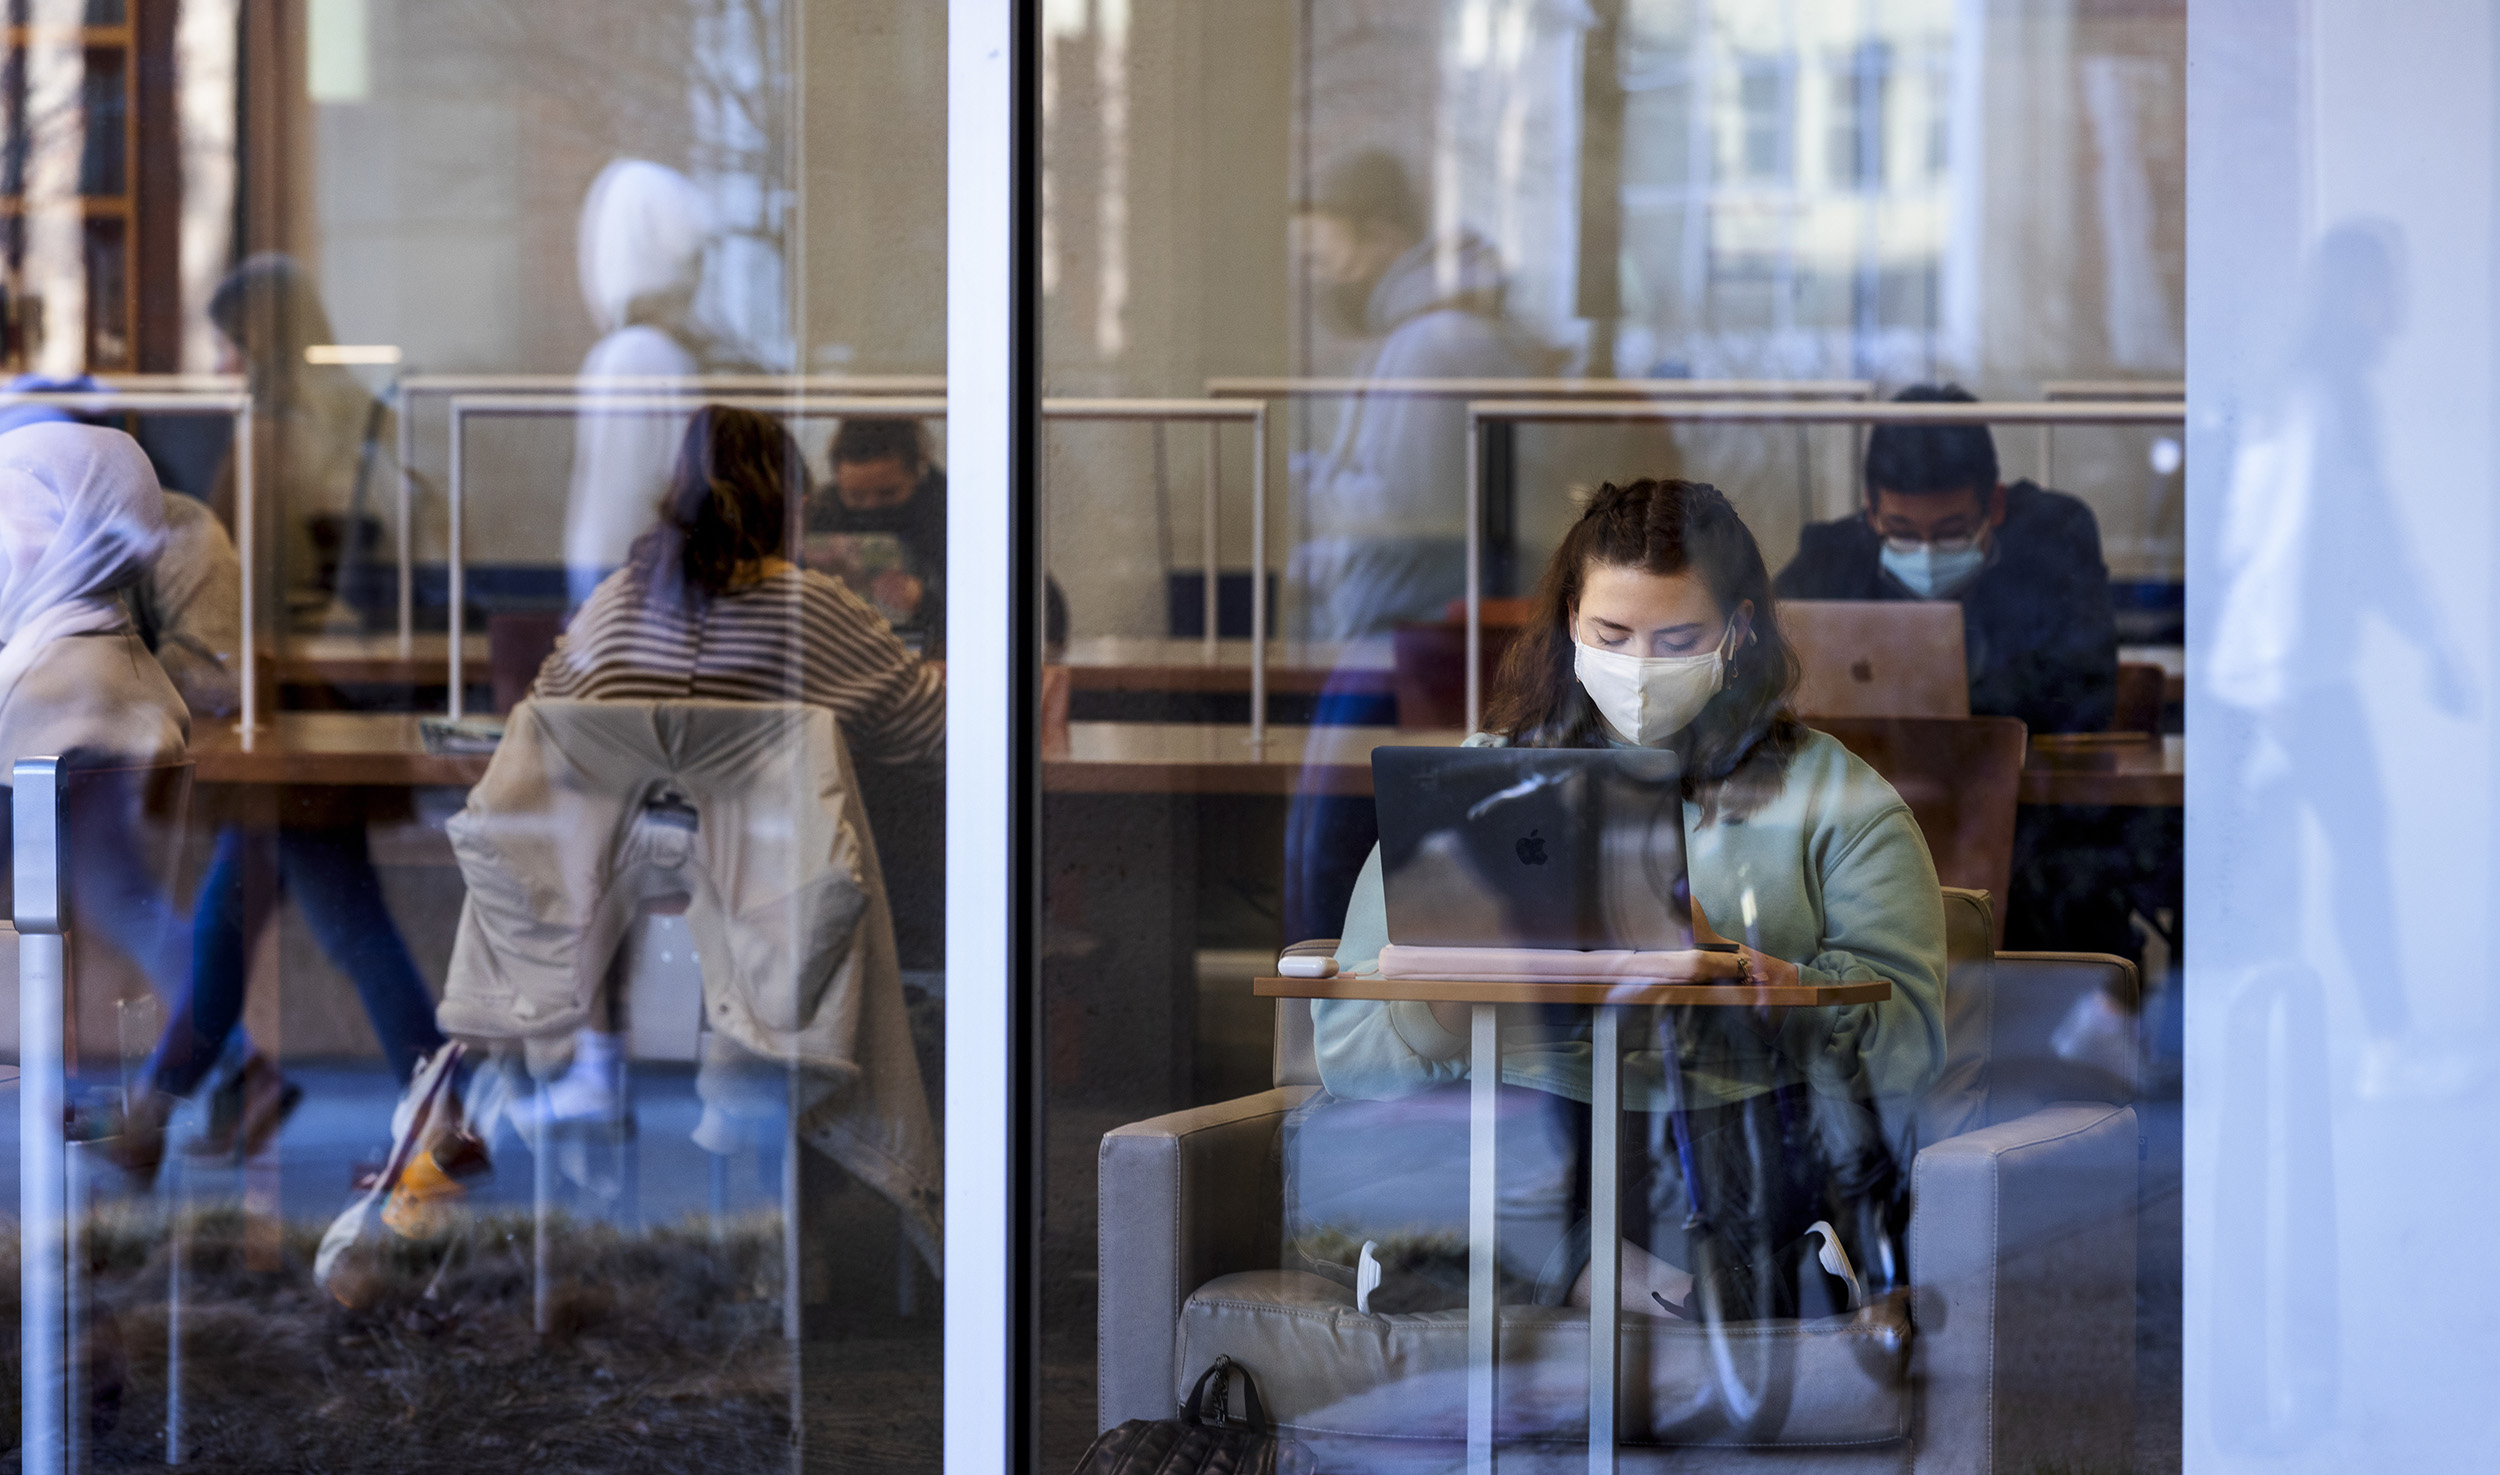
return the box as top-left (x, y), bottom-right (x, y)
top-left (947, 1), bottom-right (1032, 1471)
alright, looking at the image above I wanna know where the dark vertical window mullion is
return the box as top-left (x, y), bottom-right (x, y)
top-left (1009, 0), bottom-right (1044, 1469)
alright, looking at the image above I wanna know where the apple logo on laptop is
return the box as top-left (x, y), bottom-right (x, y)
top-left (1850, 658), bottom-right (1875, 683)
top-left (1516, 829), bottom-right (1548, 866)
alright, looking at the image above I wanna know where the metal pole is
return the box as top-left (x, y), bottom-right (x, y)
top-left (1467, 1003), bottom-right (1499, 1475)
top-left (166, 1153), bottom-right (186, 1464)
top-left (236, 403), bottom-right (257, 751)
top-left (784, 1101), bottom-right (804, 1343)
top-left (784, 1067), bottom-right (805, 1469)
top-left (532, 1089), bottom-right (551, 1336)
top-left (63, 1141), bottom-right (84, 1474)
top-left (1465, 398), bottom-right (2187, 428)
top-left (448, 402), bottom-right (466, 722)
top-left (1202, 424), bottom-right (1220, 658)
top-left (1587, 1006), bottom-right (1621, 1474)
top-left (1466, 407), bottom-right (1483, 734)
top-left (396, 385), bottom-right (416, 651)
top-left (16, 758), bottom-right (65, 1475)
top-left (1250, 405), bottom-right (1267, 747)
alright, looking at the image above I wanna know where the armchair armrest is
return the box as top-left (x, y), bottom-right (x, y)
top-left (1098, 1085), bottom-right (1317, 1429)
top-left (1912, 1101), bottom-right (2139, 1475)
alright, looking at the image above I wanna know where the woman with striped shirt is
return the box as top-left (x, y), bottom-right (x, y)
top-left (533, 403), bottom-right (944, 765)
top-left (510, 403), bottom-right (943, 1132)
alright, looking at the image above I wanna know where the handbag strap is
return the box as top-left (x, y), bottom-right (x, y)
top-left (1180, 1355), bottom-right (1271, 1434)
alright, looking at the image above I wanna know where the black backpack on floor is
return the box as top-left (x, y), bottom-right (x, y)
top-left (1073, 1356), bottom-right (1310, 1475)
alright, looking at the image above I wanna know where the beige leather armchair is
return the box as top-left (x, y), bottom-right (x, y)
top-left (1099, 890), bottom-right (2141, 1473)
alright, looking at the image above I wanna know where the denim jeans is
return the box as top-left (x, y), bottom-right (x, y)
top-left (148, 824), bottom-right (446, 1097)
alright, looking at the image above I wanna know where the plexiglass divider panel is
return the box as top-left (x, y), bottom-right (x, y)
top-left (2, 3), bottom-right (956, 1466)
top-left (1041, 2), bottom-right (2182, 1471)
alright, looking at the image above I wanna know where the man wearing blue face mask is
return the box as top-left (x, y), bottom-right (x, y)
top-left (1772, 382), bottom-right (2118, 734)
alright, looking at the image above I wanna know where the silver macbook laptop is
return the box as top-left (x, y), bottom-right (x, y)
top-left (1370, 745), bottom-right (1698, 951)
top-left (1782, 600), bottom-right (1970, 719)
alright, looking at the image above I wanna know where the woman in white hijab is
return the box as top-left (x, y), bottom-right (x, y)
top-left (0, 424), bottom-right (194, 1148)
top-left (0, 421), bottom-right (189, 772)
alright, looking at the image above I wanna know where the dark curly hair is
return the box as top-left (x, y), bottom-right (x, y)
top-left (629, 404), bottom-right (808, 602)
top-left (1481, 477), bottom-right (1804, 822)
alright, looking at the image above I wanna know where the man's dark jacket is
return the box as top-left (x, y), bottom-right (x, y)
top-left (1772, 481), bottom-right (2118, 734)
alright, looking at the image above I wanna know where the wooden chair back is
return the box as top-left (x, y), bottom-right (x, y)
top-left (1813, 716), bottom-right (2027, 946)
top-left (2109, 661), bottom-right (2166, 736)
top-left (489, 611), bottom-right (568, 714)
top-left (1390, 600), bottom-right (1536, 729)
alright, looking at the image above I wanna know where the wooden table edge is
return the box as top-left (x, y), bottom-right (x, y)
top-left (1254, 976), bottom-right (1890, 1006)
top-left (192, 753), bottom-right (492, 787)
top-left (1064, 665), bottom-right (1395, 696)
top-left (2016, 771), bottom-right (2183, 806)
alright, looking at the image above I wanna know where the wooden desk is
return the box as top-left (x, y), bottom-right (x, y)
top-left (1256, 974), bottom-right (1890, 1007)
top-left (189, 713), bottom-right (489, 788)
top-left (1258, 972), bottom-right (1889, 1475)
top-left (272, 632), bottom-right (2178, 705)
top-left (2017, 735), bottom-right (2183, 807)
top-left (1059, 635), bottom-right (1396, 698)
top-left (1046, 721), bottom-right (1468, 795)
top-left (1050, 723), bottom-right (2182, 807)
top-left (277, 634), bottom-right (488, 689)
top-left (179, 714), bottom-right (2184, 808)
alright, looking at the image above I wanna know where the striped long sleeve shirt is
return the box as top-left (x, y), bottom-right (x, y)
top-left (531, 564), bottom-right (944, 765)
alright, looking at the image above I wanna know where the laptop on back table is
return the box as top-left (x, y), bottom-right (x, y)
top-left (1782, 600), bottom-right (1969, 720)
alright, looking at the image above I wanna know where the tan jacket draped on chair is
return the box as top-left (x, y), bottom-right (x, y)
top-left (438, 698), bottom-right (940, 1265)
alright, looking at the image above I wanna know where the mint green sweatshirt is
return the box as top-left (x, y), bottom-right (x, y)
top-left (1314, 728), bottom-right (1947, 1138)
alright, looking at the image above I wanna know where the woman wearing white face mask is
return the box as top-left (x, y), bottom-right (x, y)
top-left (1285, 478), bottom-right (1946, 1319)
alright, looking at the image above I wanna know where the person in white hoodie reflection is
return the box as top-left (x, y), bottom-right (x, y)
top-left (1291, 150), bottom-right (1545, 641)
top-left (563, 159), bottom-right (730, 608)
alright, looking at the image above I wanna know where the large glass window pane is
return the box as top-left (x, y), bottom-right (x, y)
top-left (1043, 2), bottom-right (2181, 1471)
top-left (2, 3), bottom-right (949, 1466)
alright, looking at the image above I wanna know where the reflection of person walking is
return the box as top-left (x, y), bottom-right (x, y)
top-left (564, 159), bottom-right (726, 609)
top-left (119, 256), bottom-right (454, 1186)
top-left (2210, 219), bottom-right (2476, 1099)
top-left (1290, 149), bottom-right (1546, 641)
top-left (1284, 150), bottom-right (1548, 939)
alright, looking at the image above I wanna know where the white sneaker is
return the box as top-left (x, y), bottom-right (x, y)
top-left (506, 1028), bottom-right (625, 1131)
top-left (2357, 1037), bottom-right (2478, 1100)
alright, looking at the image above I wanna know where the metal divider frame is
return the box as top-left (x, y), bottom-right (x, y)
top-left (0, 390), bottom-right (257, 742)
top-left (2037, 379), bottom-right (2188, 491)
top-left (1458, 398), bottom-right (2190, 731)
top-left (441, 392), bottom-right (951, 721)
top-left (16, 757), bottom-right (67, 1475)
top-left (1203, 376), bottom-right (1876, 401)
top-left (1038, 398), bottom-right (1269, 743)
top-left (393, 374), bottom-right (947, 649)
top-left (440, 393), bottom-right (1272, 738)
top-left (1202, 378), bottom-right (1877, 666)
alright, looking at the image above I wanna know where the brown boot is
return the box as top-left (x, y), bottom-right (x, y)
top-left (185, 1053), bottom-right (302, 1164)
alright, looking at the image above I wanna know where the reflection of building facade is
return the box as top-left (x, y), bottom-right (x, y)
top-left (1, 5), bottom-right (182, 373)
top-left (1619, 0), bottom-right (1958, 381)
top-left (1284, 0), bottom-right (2184, 589)
top-left (1297, 0), bottom-right (2183, 394)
